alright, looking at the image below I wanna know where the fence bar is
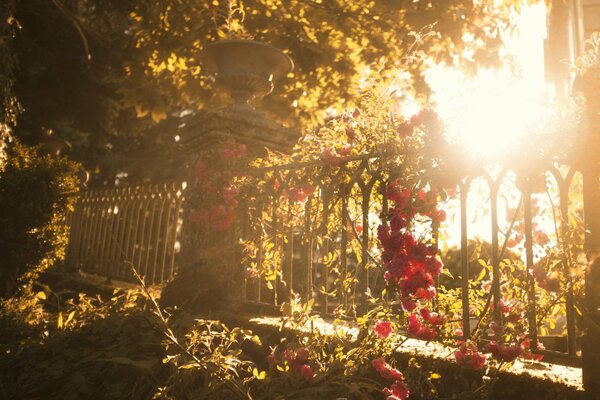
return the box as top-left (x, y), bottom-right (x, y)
top-left (489, 175), bottom-right (501, 321)
top-left (523, 186), bottom-right (538, 350)
top-left (560, 174), bottom-right (578, 358)
top-left (340, 186), bottom-right (349, 310)
top-left (460, 181), bottom-right (470, 340)
top-left (359, 182), bottom-right (371, 313)
top-left (64, 182), bottom-right (185, 284)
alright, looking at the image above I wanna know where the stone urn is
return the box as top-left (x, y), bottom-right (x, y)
top-left (199, 39), bottom-right (294, 105)
top-left (36, 134), bottom-right (71, 157)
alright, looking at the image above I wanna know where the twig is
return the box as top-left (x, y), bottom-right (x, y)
top-left (128, 262), bottom-right (252, 400)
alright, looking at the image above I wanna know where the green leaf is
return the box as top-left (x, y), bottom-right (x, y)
top-left (441, 268), bottom-right (454, 279)
top-left (253, 368), bottom-right (267, 380)
top-left (250, 335), bottom-right (262, 346)
top-left (476, 266), bottom-right (487, 282)
top-left (65, 310), bottom-right (76, 327)
top-left (430, 372), bottom-right (442, 379)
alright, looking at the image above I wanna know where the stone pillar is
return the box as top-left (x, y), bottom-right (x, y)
top-left (160, 40), bottom-right (299, 313)
top-left (577, 65), bottom-right (600, 395)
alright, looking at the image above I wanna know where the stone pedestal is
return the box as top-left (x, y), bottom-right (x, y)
top-left (159, 40), bottom-right (299, 313)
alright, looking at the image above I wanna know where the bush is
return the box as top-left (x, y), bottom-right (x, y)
top-left (0, 142), bottom-right (79, 297)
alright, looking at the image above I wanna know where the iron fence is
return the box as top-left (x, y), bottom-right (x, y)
top-left (65, 182), bottom-right (185, 284)
top-left (62, 155), bottom-right (584, 363)
top-left (237, 155), bottom-right (584, 363)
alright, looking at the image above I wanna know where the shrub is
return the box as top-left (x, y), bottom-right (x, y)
top-left (0, 142), bottom-right (79, 297)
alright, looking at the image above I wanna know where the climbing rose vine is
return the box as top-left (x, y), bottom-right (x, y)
top-left (377, 179), bottom-right (445, 341)
top-left (190, 138), bottom-right (248, 231)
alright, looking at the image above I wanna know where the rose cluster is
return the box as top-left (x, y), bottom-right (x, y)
top-left (378, 181), bottom-right (444, 312)
top-left (454, 342), bottom-right (487, 370)
top-left (407, 308), bottom-right (445, 341)
top-left (190, 139), bottom-right (248, 231)
top-left (372, 357), bottom-right (410, 400)
top-left (267, 347), bottom-right (315, 382)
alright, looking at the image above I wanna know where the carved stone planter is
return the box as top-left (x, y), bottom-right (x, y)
top-left (36, 134), bottom-right (71, 157)
top-left (200, 39), bottom-right (294, 105)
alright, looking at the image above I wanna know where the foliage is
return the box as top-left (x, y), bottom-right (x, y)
top-left (0, 272), bottom-right (262, 400)
top-left (1, 0), bottom-right (533, 183)
top-left (124, 0), bottom-right (525, 127)
top-left (201, 57), bottom-right (590, 399)
top-left (574, 32), bottom-right (600, 74)
top-left (0, 0), bottom-right (18, 168)
top-left (574, 32), bottom-right (600, 118)
top-left (0, 268), bottom-right (588, 400)
top-left (0, 286), bottom-right (165, 400)
top-left (8, 0), bottom-right (135, 174)
top-left (0, 142), bottom-right (80, 298)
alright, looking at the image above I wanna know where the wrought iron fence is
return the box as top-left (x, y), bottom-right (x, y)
top-left (63, 155), bottom-right (584, 363)
top-left (237, 155), bottom-right (584, 363)
top-left (65, 182), bottom-right (186, 284)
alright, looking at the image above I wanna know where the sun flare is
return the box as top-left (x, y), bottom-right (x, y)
top-left (428, 2), bottom-right (551, 160)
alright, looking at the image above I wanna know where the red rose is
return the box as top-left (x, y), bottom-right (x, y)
top-left (374, 321), bottom-right (393, 339)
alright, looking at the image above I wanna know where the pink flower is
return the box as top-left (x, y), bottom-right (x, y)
top-left (282, 349), bottom-right (295, 362)
top-left (401, 297), bottom-right (418, 312)
top-left (522, 338), bottom-right (545, 361)
top-left (531, 263), bottom-right (562, 292)
top-left (455, 343), bottom-right (487, 370)
top-left (487, 341), bottom-right (523, 363)
top-left (411, 108), bottom-right (439, 132)
top-left (488, 320), bottom-right (504, 335)
top-left (383, 380), bottom-right (410, 400)
top-left (372, 357), bottom-right (386, 371)
top-left (194, 160), bottom-right (213, 182)
top-left (407, 314), bottom-right (437, 341)
top-left (374, 321), bottom-right (393, 339)
top-left (296, 347), bottom-right (310, 361)
top-left (300, 364), bottom-right (314, 382)
top-left (494, 300), bottom-right (511, 314)
top-left (419, 307), bottom-right (445, 326)
top-left (288, 184), bottom-right (315, 203)
top-left (218, 139), bottom-right (247, 160)
top-left (395, 122), bottom-right (413, 138)
top-left (372, 358), bottom-right (403, 381)
top-left (380, 365), bottom-right (403, 381)
top-left (386, 182), bottom-right (411, 209)
top-left (429, 208), bottom-right (446, 223)
top-left (336, 145), bottom-right (353, 156)
top-left (321, 148), bottom-right (341, 167)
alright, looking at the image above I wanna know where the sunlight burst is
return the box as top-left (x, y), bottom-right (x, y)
top-left (428, 2), bottom-right (551, 160)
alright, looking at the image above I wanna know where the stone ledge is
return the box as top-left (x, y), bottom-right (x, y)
top-left (233, 314), bottom-right (584, 397)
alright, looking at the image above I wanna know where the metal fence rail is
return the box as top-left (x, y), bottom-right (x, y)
top-left (238, 156), bottom-right (584, 363)
top-left (65, 182), bottom-right (185, 284)
top-left (62, 156), bottom-right (584, 363)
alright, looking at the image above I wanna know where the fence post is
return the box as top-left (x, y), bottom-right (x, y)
top-left (159, 40), bottom-right (300, 313)
top-left (577, 67), bottom-right (600, 395)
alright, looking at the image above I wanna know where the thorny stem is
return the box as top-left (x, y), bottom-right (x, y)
top-left (128, 263), bottom-right (252, 400)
